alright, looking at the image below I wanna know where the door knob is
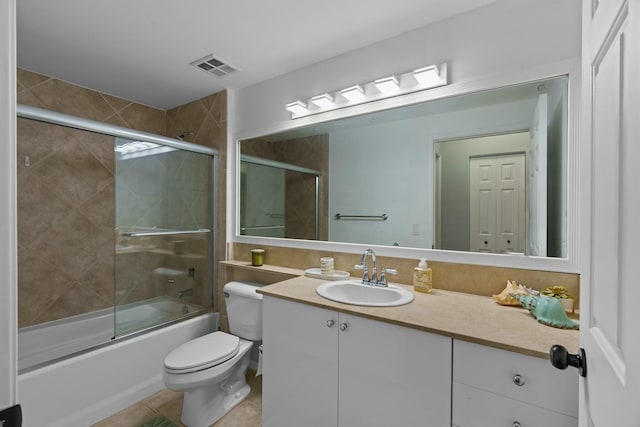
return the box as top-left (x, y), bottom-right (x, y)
top-left (549, 345), bottom-right (587, 377)
top-left (339, 322), bottom-right (348, 331)
top-left (326, 319), bottom-right (335, 328)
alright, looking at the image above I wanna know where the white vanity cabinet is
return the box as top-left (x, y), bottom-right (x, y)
top-left (262, 296), bottom-right (452, 427)
top-left (262, 296), bottom-right (338, 427)
top-left (452, 339), bottom-right (578, 427)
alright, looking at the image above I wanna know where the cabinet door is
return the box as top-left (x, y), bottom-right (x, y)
top-left (262, 296), bottom-right (339, 427)
top-left (338, 313), bottom-right (452, 427)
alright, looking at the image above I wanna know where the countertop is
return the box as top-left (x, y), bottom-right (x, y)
top-left (256, 274), bottom-right (579, 359)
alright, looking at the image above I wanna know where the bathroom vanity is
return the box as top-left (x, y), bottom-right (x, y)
top-left (255, 273), bottom-right (579, 427)
top-left (262, 296), bottom-right (451, 426)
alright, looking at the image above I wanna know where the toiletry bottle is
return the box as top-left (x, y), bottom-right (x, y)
top-left (413, 258), bottom-right (433, 293)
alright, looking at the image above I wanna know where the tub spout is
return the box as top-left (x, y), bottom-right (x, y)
top-left (177, 288), bottom-right (193, 299)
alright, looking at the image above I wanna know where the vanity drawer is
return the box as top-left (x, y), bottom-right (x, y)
top-left (452, 382), bottom-right (578, 427)
top-left (453, 339), bottom-right (578, 417)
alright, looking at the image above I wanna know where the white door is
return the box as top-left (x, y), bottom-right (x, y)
top-left (470, 154), bottom-right (525, 254)
top-left (470, 157), bottom-right (497, 253)
top-left (528, 93), bottom-right (548, 257)
top-left (577, 0), bottom-right (640, 424)
top-left (495, 154), bottom-right (526, 254)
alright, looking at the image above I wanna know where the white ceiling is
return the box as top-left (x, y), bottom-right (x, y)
top-left (17, 0), bottom-right (495, 110)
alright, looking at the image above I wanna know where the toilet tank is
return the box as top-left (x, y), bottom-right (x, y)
top-left (224, 281), bottom-right (264, 340)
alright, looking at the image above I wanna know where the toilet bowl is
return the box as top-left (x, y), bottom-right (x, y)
top-left (162, 281), bottom-right (263, 427)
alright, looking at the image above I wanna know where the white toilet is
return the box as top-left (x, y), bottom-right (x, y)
top-left (163, 281), bottom-right (263, 427)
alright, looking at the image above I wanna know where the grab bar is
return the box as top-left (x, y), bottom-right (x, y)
top-left (334, 213), bottom-right (388, 221)
top-left (240, 225), bottom-right (285, 231)
top-left (121, 228), bottom-right (210, 237)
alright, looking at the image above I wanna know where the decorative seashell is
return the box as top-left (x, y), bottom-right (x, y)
top-left (523, 285), bottom-right (540, 296)
top-left (510, 293), bottom-right (579, 330)
top-left (493, 280), bottom-right (528, 305)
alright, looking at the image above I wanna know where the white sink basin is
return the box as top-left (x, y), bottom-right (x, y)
top-left (316, 280), bottom-right (414, 307)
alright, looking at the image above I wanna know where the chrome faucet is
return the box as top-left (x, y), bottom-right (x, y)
top-left (355, 248), bottom-right (377, 285)
top-left (355, 249), bottom-right (397, 287)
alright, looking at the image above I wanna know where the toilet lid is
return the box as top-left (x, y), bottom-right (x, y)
top-left (164, 331), bottom-right (240, 374)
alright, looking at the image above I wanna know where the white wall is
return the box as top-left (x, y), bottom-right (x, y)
top-left (546, 77), bottom-right (568, 257)
top-left (0, 0), bottom-right (18, 411)
top-left (231, 0), bottom-right (581, 139)
top-left (330, 121), bottom-right (432, 248)
top-left (328, 98), bottom-right (535, 248)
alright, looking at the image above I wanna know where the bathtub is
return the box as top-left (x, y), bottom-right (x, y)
top-left (17, 297), bottom-right (218, 427)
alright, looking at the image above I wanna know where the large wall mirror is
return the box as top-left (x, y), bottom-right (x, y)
top-left (238, 75), bottom-right (569, 259)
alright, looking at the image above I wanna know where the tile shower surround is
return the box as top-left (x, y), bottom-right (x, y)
top-left (16, 68), bottom-right (227, 328)
top-left (241, 135), bottom-right (330, 241)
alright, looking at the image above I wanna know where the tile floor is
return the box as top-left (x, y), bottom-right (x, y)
top-left (92, 370), bottom-right (262, 427)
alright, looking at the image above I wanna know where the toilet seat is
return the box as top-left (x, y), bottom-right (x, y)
top-left (164, 331), bottom-right (240, 374)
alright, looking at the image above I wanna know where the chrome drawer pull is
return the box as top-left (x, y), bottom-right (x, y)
top-left (512, 422), bottom-right (522, 427)
top-left (513, 374), bottom-right (525, 386)
top-left (326, 319), bottom-right (335, 328)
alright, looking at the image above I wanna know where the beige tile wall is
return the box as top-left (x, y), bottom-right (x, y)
top-left (166, 91), bottom-right (227, 313)
top-left (241, 134), bottom-right (329, 240)
top-left (230, 243), bottom-right (580, 305)
top-left (17, 68), bottom-right (226, 328)
top-left (17, 115), bottom-right (125, 326)
top-left (114, 235), bottom-right (210, 307)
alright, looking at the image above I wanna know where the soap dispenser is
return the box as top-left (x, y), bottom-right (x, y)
top-left (413, 258), bottom-right (433, 294)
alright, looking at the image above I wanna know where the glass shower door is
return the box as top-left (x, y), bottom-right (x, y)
top-left (16, 106), bottom-right (217, 371)
top-left (114, 137), bottom-right (212, 337)
top-left (240, 161), bottom-right (286, 237)
top-left (239, 158), bottom-right (321, 240)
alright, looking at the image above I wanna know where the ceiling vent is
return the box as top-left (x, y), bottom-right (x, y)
top-left (190, 54), bottom-right (239, 77)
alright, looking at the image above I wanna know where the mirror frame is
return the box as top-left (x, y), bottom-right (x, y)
top-left (231, 59), bottom-right (582, 273)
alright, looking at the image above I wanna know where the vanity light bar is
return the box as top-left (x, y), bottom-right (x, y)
top-left (285, 100), bottom-right (308, 115)
top-left (310, 93), bottom-right (335, 108)
top-left (285, 62), bottom-right (448, 119)
top-left (341, 84), bottom-right (365, 102)
top-left (373, 75), bottom-right (399, 93)
top-left (414, 65), bottom-right (440, 85)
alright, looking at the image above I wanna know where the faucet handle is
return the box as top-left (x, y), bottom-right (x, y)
top-left (378, 267), bottom-right (398, 287)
